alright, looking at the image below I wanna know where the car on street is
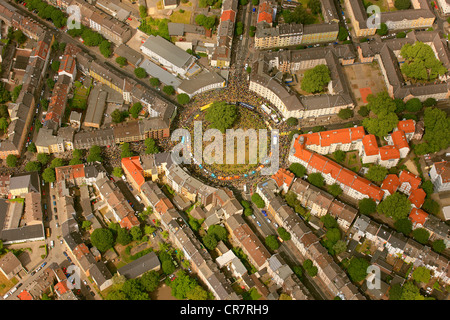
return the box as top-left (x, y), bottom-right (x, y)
top-left (63, 251), bottom-right (68, 257)
top-left (262, 210), bottom-right (267, 217)
top-left (256, 221), bottom-right (261, 227)
top-left (266, 218), bottom-right (271, 224)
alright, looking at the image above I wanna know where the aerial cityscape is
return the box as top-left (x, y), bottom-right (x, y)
top-left (0, 0), bottom-right (449, 303)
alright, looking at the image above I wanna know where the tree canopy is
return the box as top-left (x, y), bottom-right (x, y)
top-left (265, 235), bottom-right (280, 251)
top-left (307, 172), bottom-right (325, 188)
top-left (251, 193), bottom-right (265, 208)
top-left (366, 165), bottom-right (388, 182)
top-left (346, 257), bottom-right (370, 282)
top-left (394, 0), bottom-right (411, 9)
top-left (400, 42), bottom-right (447, 81)
top-left (301, 64), bottom-right (331, 94)
top-left (289, 163), bottom-right (306, 177)
top-left (90, 228), bottom-right (114, 252)
top-left (377, 192), bottom-right (411, 221)
top-left (205, 102), bottom-right (237, 133)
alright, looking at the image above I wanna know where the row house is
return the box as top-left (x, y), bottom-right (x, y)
top-left (289, 135), bottom-right (385, 203)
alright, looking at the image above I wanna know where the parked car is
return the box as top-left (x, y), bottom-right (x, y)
top-left (256, 221), bottom-right (262, 227)
top-left (262, 210), bottom-right (267, 217)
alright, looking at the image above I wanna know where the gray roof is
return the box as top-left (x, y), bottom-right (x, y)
top-left (84, 85), bottom-right (107, 127)
top-left (178, 70), bottom-right (225, 95)
top-left (139, 59), bottom-right (182, 88)
top-left (114, 44), bottom-right (143, 66)
top-left (9, 172), bottom-right (40, 194)
top-left (117, 251), bottom-right (160, 279)
top-left (141, 35), bottom-right (195, 69)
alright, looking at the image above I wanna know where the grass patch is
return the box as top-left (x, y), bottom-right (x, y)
top-left (242, 288), bottom-right (262, 300)
top-left (169, 10), bottom-right (192, 24)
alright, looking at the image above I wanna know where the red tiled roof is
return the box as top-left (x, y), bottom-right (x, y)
top-left (399, 170), bottom-right (421, 190)
top-left (271, 168), bottom-right (295, 188)
top-left (397, 119), bottom-right (415, 133)
top-left (120, 214), bottom-right (140, 229)
top-left (292, 138), bottom-right (314, 163)
top-left (366, 183), bottom-right (384, 201)
top-left (221, 10), bottom-right (236, 22)
top-left (155, 197), bottom-right (174, 215)
top-left (391, 130), bottom-right (409, 150)
top-left (59, 55), bottom-right (76, 75)
top-left (322, 160), bottom-right (342, 179)
top-left (308, 153), bottom-right (328, 172)
top-left (54, 281), bottom-right (69, 295)
top-left (362, 134), bottom-right (379, 156)
top-left (258, 2), bottom-right (273, 24)
top-left (433, 161), bottom-right (450, 184)
top-left (17, 290), bottom-right (33, 300)
top-left (379, 145), bottom-right (400, 161)
top-left (121, 156), bottom-right (145, 190)
top-left (408, 188), bottom-right (426, 208)
top-left (409, 208), bottom-right (428, 226)
top-left (336, 168), bottom-right (357, 187)
top-left (381, 174), bottom-right (400, 195)
top-left (301, 126), bottom-right (365, 148)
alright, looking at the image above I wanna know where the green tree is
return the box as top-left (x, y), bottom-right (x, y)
top-left (363, 111), bottom-right (399, 138)
top-left (202, 233), bottom-right (218, 250)
top-left (337, 26), bottom-right (349, 41)
top-left (422, 198), bottom-right (440, 215)
top-left (116, 56), bottom-right (127, 66)
top-left (111, 109), bottom-right (126, 123)
top-left (332, 240), bottom-right (347, 255)
top-left (50, 158), bottom-right (65, 168)
top-left (358, 105), bottom-right (370, 117)
top-left (328, 183), bottom-right (343, 197)
top-left (90, 228), bottom-right (114, 252)
top-left (286, 117), bottom-right (298, 127)
top-left (423, 98), bottom-right (437, 107)
top-left (140, 271), bottom-right (159, 292)
top-left (86, 145), bottom-right (103, 162)
top-left (358, 198), bottom-right (377, 215)
top-left (307, 172), bottom-right (325, 188)
top-left (120, 143), bottom-right (134, 158)
top-left (13, 29), bottom-right (27, 44)
top-left (6, 154), bottom-right (17, 168)
top-left (338, 108), bottom-right (354, 120)
top-left (301, 64), bottom-right (331, 93)
top-left (320, 214), bottom-right (338, 229)
top-left (289, 162), bottom-right (306, 177)
top-left (251, 193), bottom-right (265, 208)
top-left (177, 93), bottom-right (190, 105)
top-left (205, 101), bottom-right (237, 133)
top-left (42, 167), bottom-right (56, 183)
top-left (394, 218), bottom-right (412, 235)
top-left (376, 23), bottom-right (388, 36)
top-left (308, 0), bottom-right (322, 14)
top-left (37, 153), bottom-right (50, 165)
top-left (265, 235), bottom-right (280, 251)
top-left (347, 257), bottom-right (370, 282)
top-left (149, 77), bottom-right (160, 87)
top-left (144, 138), bottom-right (160, 154)
top-left (431, 239), bottom-right (446, 253)
top-left (412, 266), bottom-right (431, 284)
top-left (366, 165), bottom-right (388, 182)
top-left (82, 220), bottom-right (92, 231)
top-left (405, 98), bottom-right (422, 113)
top-left (208, 225), bottom-right (227, 241)
top-left (333, 150), bottom-right (346, 163)
top-left (27, 142), bottom-right (37, 153)
top-left (25, 161), bottom-right (41, 172)
top-left (389, 283), bottom-right (403, 300)
top-left (11, 85), bottom-right (23, 102)
top-left (116, 228), bottom-right (132, 246)
top-left (401, 42), bottom-right (447, 81)
top-left (134, 67), bottom-right (147, 79)
top-left (412, 228), bottom-right (430, 244)
top-left (377, 192), bottom-right (411, 221)
top-left (112, 167), bottom-right (123, 178)
top-left (130, 226), bottom-right (143, 241)
top-left (163, 85), bottom-right (175, 95)
top-left (129, 102), bottom-right (143, 119)
top-left (420, 108), bottom-right (450, 154)
top-left (395, 0), bottom-right (411, 9)
top-left (51, 60), bottom-right (60, 72)
top-left (139, 5), bottom-right (148, 18)
top-left (277, 227), bottom-right (291, 241)
top-left (401, 281), bottom-right (424, 300)
top-left (303, 259), bottom-right (318, 277)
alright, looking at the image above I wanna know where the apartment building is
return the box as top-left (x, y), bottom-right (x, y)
top-left (430, 161), bottom-right (450, 192)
